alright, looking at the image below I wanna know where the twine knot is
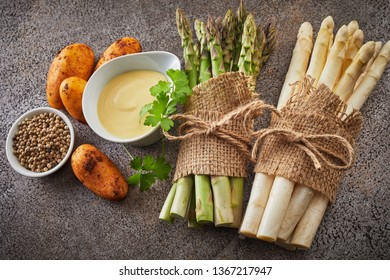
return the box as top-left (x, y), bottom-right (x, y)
top-left (252, 128), bottom-right (355, 170)
top-left (163, 99), bottom-right (278, 163)
top-left (288, 132), bottom-right (305, 143)
top-left (206, 122), bottom-right (218, 136)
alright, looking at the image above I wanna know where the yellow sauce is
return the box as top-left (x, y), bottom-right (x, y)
top-left (98, 70), bottom-right (166, 139)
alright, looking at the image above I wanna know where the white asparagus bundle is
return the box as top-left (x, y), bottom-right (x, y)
top-left (282, 41), bottom-right (390, 250)
top-left (276, 23), bottom-right (349, 243)
top-left (261, 23), bottom-right (351, 243)
top-left (259, 21), bottom-right (349, 243)
top-left (290, 40), bottom-right (390, 249)
top-left (240, 15), bottom-right (390, 249)
top-left (239, 22), bottom-right (313, 238)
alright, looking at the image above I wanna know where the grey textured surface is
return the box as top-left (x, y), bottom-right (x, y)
top-left (0, 0), bottom-right (389, 260)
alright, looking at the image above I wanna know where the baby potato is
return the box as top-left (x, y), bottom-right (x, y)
top-left (71, 144), bottom-right (128, 201)
top-left (94, 37), bottom-right (142, 71)
top-left (46, 43), bottom-right (94, 109)
top-left (60, 77), bottom-right (87, 124)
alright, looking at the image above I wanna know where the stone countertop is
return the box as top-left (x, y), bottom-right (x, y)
top-left (0, 0), bottom-right (389, 259)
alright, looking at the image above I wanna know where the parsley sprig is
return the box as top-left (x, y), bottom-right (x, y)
top-left (140, 69), bottom-right (192, 131)
top-left (124, 146), bottom-right (171, 192)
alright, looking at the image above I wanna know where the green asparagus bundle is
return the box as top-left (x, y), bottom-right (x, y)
top-left (159, 0), bottom-right (276, 228)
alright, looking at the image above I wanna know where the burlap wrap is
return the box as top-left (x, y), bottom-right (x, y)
top-left (254, 79), bottom-right (363, 202)
top-left (168, 72), bottom-right (259, 181)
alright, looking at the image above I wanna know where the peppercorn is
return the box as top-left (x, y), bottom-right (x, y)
top-left (12, 113), bottom-right (71, 172)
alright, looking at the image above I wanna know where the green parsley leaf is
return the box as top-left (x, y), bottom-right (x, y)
top-left (166, 100), bottom-right (177, 115)
top-left (150, 98), bottom-right (167, 118)
top-left (140, 68), bottom-right (191, 132)
top-left (127, 173), bottom-right (141, 186)
top-left (139, 173), bottom-right (156, 192)
top-left (139, 103), bottom-right (153, 122)
top-left (144, 115), bottom-right (161, 127)
top-left (160, 117), bottom-right (174, 131)
top-left (127, 154), bottom-right (171, 192)
top-left (130, 156), bottom-right (142, 171)
top-left (167, 69), bottom-right (189, 87)
top-left (142, 155), bottom-right (155, 171)
top-left (150, 80), bottom-right (171, 96)
top-left (154, 157), bottom-right (172, 180)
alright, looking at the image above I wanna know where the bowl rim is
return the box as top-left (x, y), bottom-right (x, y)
top-left (6, 107), bottom-right (75, 177)
top-left (82, 51), bottom-right (180, 144)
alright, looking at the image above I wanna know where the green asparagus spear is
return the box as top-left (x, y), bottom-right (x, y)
top-left (176, 8), bottom-right (199, 88)
top-left (194, 175), bottom-right (214, 224)
top-left (193, 40), bottom-right (200, 74)
top-left (233, 0), bottom-right (248, 71)
top-left (188, 186), bottom-right (203, 228)
top-left (221, 9), bottom-right (236, 72)
top-left (228, 177), bottom-right (245, 228)
top-left (252, 24), bottom-right (266, 79)
top-left (238, 13), bottom-right (257, 76)
top-left (170, 175), bottom-right (194, 219)
top-left (195, 19), bottom-right (212, 83)
top-left (206, 15), bottom-right (225, 77)
top-left (259, 23), bottom-right (276, 70)
top-left (159, 183), bottom-right (177, 223)
top-left (211, 176), bottom-right (234, 226)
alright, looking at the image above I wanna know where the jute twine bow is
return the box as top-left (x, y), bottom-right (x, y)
top-left (163, 100), bottom-right (278, 163)
top-left (252, 128), bottom-right (355, 170)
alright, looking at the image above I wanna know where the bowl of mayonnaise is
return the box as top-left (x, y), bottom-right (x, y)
top-left (83, 51), bottom-right (180, 146)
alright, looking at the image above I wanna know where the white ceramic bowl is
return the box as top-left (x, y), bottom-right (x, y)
top-left (83, 51), bottom-right (181, 146)
top-left (6, 107), bottom-right (75, 177)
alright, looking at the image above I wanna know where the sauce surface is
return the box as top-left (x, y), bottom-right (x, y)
top-left (98, 70), bottom-right (166, 139)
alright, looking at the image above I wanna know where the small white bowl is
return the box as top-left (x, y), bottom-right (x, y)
top-left (6, 107), bottom-right (75, 177)
top-left (83, 51), bottom-right (181, 146)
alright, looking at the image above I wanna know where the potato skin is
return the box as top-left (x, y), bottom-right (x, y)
top-left (60, 77), bottom-right (87, 124)
top-left (94, 37), bottom-right (142, 71)
top-left (46, 43), bottom-right (94, 109)
top-left (71, 144), bottom-right (128, 201)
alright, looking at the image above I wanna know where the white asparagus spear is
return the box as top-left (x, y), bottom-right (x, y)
top-left (277, 184), bottom-right (315, 241)
top-left (257, 177), bottom-right (295, 241)
top-left (334, 41), bottom-right (376, 100)
top-left (328, 32), bottom-right (334, 53)
top-left (347, 21), bottom-right (359, 35)
top-left (275, 235), bottom-right (297, 251)
top-left (344, 20), bottom-right (359, 68)
top-left (239, 22), bottom-right (313, 238)
top-left (306, 16), bottom-right (335, 87)
top-left (290, 191), bottom-right (328, 249)
top-left (345, 40), bottom-right (389, 117)
top-left (354, 41), bottom-right (382, 90)
top-left (291, 40), bottom-right (390, 249)
top-left (277, 22), bottom-right (313, 109)
top-left (239, 173), bottom-right (274, 237)
top-left (318, 25), bottom-right (349, 89)
top-left (343, 28), bottom-right (364, 73)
